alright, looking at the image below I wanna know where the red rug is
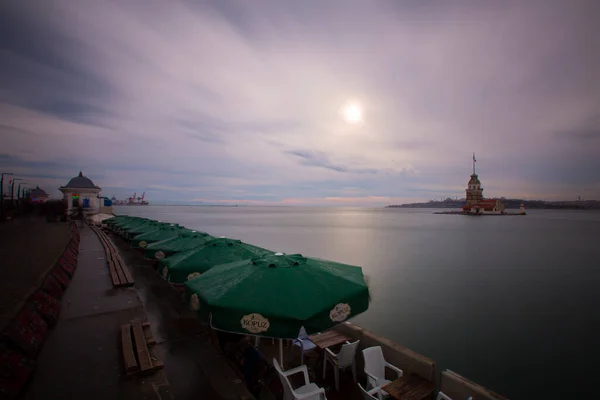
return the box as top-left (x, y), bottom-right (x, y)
top-left (50, 267), bottom-right (70, 290)
top-left (41, 274), bottom-right (64, 300)
top-left (64, 248), bottom-right (78, 261)
top-left (58, 257), bottom-right (77, 277)
top-left (0, 341), bottom-right (36, 398)
top-left (1, 306), bottom-right (48, 357)
top-left (28, 290), bottom-right (60, 327)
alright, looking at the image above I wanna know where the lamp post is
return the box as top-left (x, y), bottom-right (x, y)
top-left (1, 172), bottom-right (13, 220)
top-left (11, 178), bottom-right (23, 203)
top-left (16, 182), bottom-right (27, 212)
top-left (17, 182), bottom-right (27, 199)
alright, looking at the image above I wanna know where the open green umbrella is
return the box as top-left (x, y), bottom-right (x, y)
top-left (144, 230), bottom-right (214, 260)
top-left (183, 253), bottom-right (370, 339)
top-left (158, 238), bottom-right (274, 284)
top-left (131, 225), bottom-right (187, 249)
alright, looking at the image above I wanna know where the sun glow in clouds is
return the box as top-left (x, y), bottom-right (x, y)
top-left (342, 101), bottom-right (363, 124)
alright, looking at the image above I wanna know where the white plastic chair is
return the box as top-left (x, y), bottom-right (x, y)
top-left (273, 358), bottom-right (327, 400)
top-left (436, 393), bottom-right (473, 400)
top-left (358, 383), bottom-right (384, 400)
top-left (436, 392), bottom-right (453, 400)
top-left (362, 346), bottom-right (403, 392)
top-left (323, 340), bottom-right (360, 391)
top-left (292, 326), bottom-right (317, 365)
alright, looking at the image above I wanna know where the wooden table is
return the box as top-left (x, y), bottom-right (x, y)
top-left (308, 330), bottom-right (352, 350)
top-left (306, 330), bottom-right (352, 383)
top-left (381, 374), bottom-right (436, 400)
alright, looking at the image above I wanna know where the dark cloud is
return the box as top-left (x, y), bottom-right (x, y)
top-left (285, 150), bottom-right (379, 174)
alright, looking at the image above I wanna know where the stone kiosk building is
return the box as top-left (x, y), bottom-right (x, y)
top-left (28, 186), bottom-right (49, 203)
top-left (59, 171), bottom-right (102, 214)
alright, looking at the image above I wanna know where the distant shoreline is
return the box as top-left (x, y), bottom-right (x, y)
top-left (386, 199), bottom-right (600, 210)
top-left (114, 204), bottom-right (245, 207)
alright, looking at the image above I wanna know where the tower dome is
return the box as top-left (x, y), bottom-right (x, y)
top-left (61, 171), bottom-right (100, 190)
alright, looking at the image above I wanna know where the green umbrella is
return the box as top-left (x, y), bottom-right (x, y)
top-left (124, 221), bottom-right (173, 240)
top-left (101, 216), bottom-right (123, 229)
top-left (110, 215), bottom-right (141, 225)
top-left (144, 230), bottom-right (214, 260)
top-left (131, 225), bottom-right (187, 249)
top-left (114, 218), bottom-right (150, 234)
top-left (184, 253), bottom-right (370, 339)
top-left (105, 216), bottom-right (137, 231)
top-left (158, 238), bottom-right (274, 284)
top-left (102, 215), bottom-right (120, 225)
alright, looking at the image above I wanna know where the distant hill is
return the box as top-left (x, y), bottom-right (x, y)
top-left (386, 198), bottom-right (600, 210)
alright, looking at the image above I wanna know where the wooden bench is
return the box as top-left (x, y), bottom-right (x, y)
top-left (90, 225), bottom-right (135, 287)
top-left (121, 320), bottom-right (163, 377)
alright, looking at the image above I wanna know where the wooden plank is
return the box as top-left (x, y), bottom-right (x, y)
top-left (112, 254), bottom-right (127, 286)
top-left (381, 374), bottom-right (436, 400)
top-left (108, 260), bottom-right (120, 286)
top-left (142, 324), bottom-right (156, 347)
top-left (147, 345), bottom-right (164, 372)
top-left (143, 324), bottom-right (157, 346)
top-left (115, 262), bottom-right (134, 287)
top-left (309, 330), bottom-right (351, 349)
top-left (92, 226), bottom-right (135, 287)
top-left (116, 255), bottom-right (135, 284)
top-left (121, 324), bottom-right (139, 373)
top-left (132, 320), bottom-right (153, 372)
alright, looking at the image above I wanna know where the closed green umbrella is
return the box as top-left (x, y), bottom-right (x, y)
top-left (183, 253), bottom-right (370, 339)
top-left (101, 216), bottom-right (126, 230)
top-left (120, 219), bottom-right (161, 237)
top-left (102, 215), bottom-right (125, 227)
top-left (124, 221), bottom-right (173, 240)
top-left (106, 216), bottom-right (138, 231)
top-left (116, 218), bottom-right (152, 236)
top-left (158, 238), bottom-right (274, 284)
top-left (144, 230), bottom-right (214, 260)
top-left (131, 225), bottom-right (187, 249)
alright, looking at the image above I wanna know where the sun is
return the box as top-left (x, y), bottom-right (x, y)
top-left (342, 102), bottom-right (362, 124)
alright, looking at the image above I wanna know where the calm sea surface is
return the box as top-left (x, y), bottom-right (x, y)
top-left (114, 206), bottom-right (599, 399)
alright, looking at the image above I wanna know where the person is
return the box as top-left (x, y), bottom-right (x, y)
top-left (70, 204), bottom-right (85, 227)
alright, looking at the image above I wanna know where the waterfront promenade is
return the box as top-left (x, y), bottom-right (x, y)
top-left (1, 217), bottom-right (253, 399)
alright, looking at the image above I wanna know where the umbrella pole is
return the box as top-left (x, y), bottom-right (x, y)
top-left (279, 338), bottom-right (283, 367)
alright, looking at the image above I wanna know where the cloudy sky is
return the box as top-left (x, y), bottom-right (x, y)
top-left (1, 0), bottom-right (599, 205)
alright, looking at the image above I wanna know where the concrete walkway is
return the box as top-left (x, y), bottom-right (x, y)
top-left (20, 223), bottom-right (254, 400)
top-left (21, 225), bottom-right (172, 400)
top-left (112, 231), bottom-right (254, 400)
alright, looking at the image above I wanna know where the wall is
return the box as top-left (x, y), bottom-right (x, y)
top-left (333, 322), bottom-right (509, 400)
top-left (98, 206), bottom-right (114, 215)
top-left (332, 322), bottom-right (436, 382)
top-left (440, 370), bottom-right (510, 400)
